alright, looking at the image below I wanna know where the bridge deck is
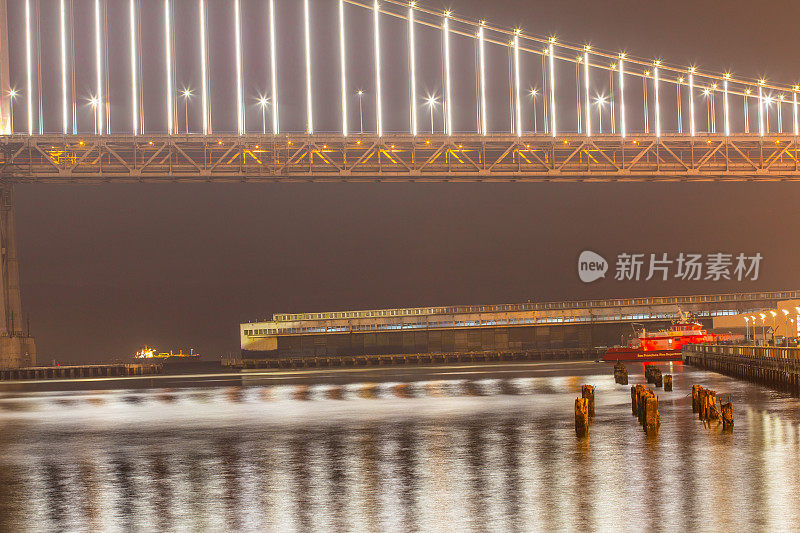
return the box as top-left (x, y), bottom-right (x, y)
top-left (2, 133), bottom-right (800, 182)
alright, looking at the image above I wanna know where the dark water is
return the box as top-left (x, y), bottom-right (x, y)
top-left (1, 361), bottom-right (800, 531)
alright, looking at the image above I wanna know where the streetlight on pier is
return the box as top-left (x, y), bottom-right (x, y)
top-left (257, 96), bottom-right (269, 135)
top-left (782, 309), bottom-right (790, 345)
top-left (181, 88), bottom-right (193, 134)
top-left (529, 88), bottom-right (538, 133)
top-left (759, 313), bottom-right (767, 345)
top-left (770, 310), bottom-right (777, 343)
top-left (594, 95), bottom-right (607, 133)
top-left (357, 90), bottom-right (364, 135)
top-left (744, 316), bottom-right (750, 343)
top-left (7, 89), bottom-right (18, 133)
top-left (426, 95), bottom-right (438, 134)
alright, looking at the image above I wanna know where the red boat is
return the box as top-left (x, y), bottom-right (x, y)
top-left (603, 316), bottom-right (731, 362)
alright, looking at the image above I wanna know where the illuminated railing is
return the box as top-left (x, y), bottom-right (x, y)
top-left (686, 344), bottom-right (800, 361)
top-left (243, 308), bottom-right (746, 337)
top-left (268, 290), bottom-right (799, 324)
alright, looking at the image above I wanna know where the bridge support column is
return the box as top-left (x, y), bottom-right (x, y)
top-left (0, 183), bottom-right (35, 369)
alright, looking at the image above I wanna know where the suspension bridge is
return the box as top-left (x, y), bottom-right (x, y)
top-left (0, 0), bottom-right (797, 367)
top-left (0, 0), bottom-right (798, 182)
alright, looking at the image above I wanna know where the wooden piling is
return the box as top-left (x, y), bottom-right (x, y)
top-left (707, 391), bottom-right (720, 421)
top-left (575, 397), bottom-right (590, 437)
top-left (654, 370), bottom-right (663, 388)
top-left (581, 385), bottom-right (595, 418)
top-left (692, 385), bottom-right (701, 413)
top-left (721, 401), bottom-right (734, 430)
top-left (664, 375), bottom-right (673, 392)
top-left (614, 362), bottom-right (628, 385)
top-left (644, 396), bottom-right (660, 435)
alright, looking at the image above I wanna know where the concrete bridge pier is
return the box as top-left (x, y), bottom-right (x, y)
top-left (0, 183), bottom-right (35, 369)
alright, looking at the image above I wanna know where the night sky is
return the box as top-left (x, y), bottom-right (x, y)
top-left (8, 0), bottom-right (800, 363)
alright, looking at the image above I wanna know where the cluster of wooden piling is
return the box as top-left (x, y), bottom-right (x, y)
top-left (630, 384), bottom-right (660, 434)
top-left (574, 385), bottom-right (595, 436)
top-left (644, 367), bottom-right (663, 387)
top-left (613, 362), bottom-right (628, 384)
top-left (692, 384), bottom-right (733, 430)
top-left (643, 366), bottom-right (674, 391)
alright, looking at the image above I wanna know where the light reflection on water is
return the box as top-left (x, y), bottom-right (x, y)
top-left (1, 362), bottom-right (800, 531)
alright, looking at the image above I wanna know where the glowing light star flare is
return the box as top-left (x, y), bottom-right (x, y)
top-left (94, 0), bottom-right (104, 134)
top-left (199, 0), bottom-right (210, 134)
top-left (234, 0), bottom-right (244, 135)
top-left (758, 85), bottom-right (764, 137)
top-left (60, 0), bottom-right (68, 134)
top-left (130, 0), bottom-right (139, 135)
top-left (513, 34), bottom-right (521, 137)
top-left (164, 0), bottom-right (174, 134)
top-left (794, 90), bottom-right (798, 137)
top-left (443, 15), bottom-right (452, 135)
top-left (373, 1), bottom-right (383, 136)
top-left (478, 25), bottom-right (487, 135)
top-left (338, 0), bottom-right (347, 136)
top-left (302, 0), bottom-right (313, 133)
top-left (584, 50), bottom-right (590, 136)
top-left (408, 6), bottom-right (417, 135)
top-left (549, 42), bottom-right (556, 137)
top-left (269, 0), bottom-right (279, 134)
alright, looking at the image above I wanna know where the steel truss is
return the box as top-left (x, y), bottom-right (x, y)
top-left (2, 133), bottom-right (800, 183)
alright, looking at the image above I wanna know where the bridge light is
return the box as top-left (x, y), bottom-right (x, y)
top-left (164, 0), bottom-right (175, 134)
top-left (24, 0), bottom-right (34, 134)
top-left (513, 33), bottom-right (521, 137)
top-left (478, 25), bottom-right (487, 135)
top-left (794, 90), bottom-right (799, 137)
top-left (758, 85), bottom-right (765, 136)
top-left (688, 72), bottom-right (695, 136)
top-left (94, 0), bottom-right (105, 135)
top-left (339, 0), bottom-right (347, 136)
top-left (257, 96), bottom-right (269, 134)
top-left (234, 0), bottom-right (244, 135)
top-left (199, 0), bottom-right (210, 134)
top-left (409, 5), bottom-right (417, 136)
top-left (584, 51), bottom-right (591, 137)
top-left (653, 65), bottom-right (660, 137)
top-left (269, 0), bottom-right (279, 134)
top-left (130, 0), bottom-right (139, 135)
top-left (373, 1), bottom-right (383, 137)
top-left (723, 78), bottom-right (730, 136)
top-left (60, 0), bottom-right (68, 135)
top-left (304, 0), bottom-right (313, 134)
top-left (443, 15), bottom-right (452, 135)
top-left (618, 56), bottom-right (625, 138)
top-left (549, 42), bottom-right (556, 136)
